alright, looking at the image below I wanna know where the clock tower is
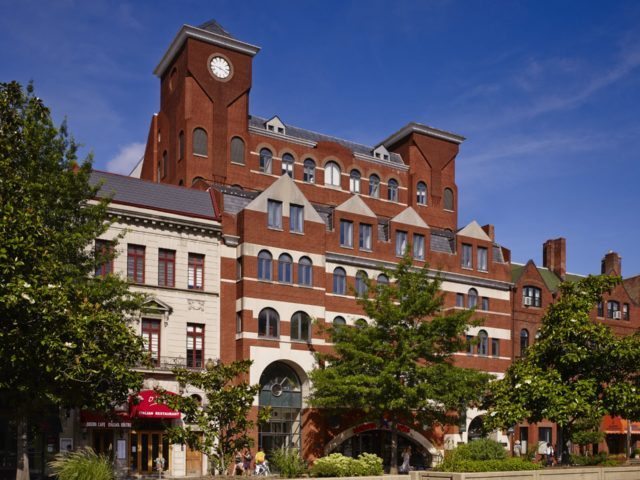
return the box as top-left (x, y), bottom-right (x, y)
top-left (139, 20), bottom-right (260, 187)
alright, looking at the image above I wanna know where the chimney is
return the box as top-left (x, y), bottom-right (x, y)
top-left (481, 224), bottom-right (495, 242)
top-left (543, 238), bottom-right (566, 279)
top-left (601, 251), bottom-right (622, 276)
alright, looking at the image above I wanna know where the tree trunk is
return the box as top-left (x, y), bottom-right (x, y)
top-left (389, 428), bottom-right (398, 474)
top-left (16, 417), bottom-right (29, 480)
top-left (559, 425), bottom-right (571, 466)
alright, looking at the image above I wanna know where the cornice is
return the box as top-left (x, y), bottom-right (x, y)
top-left (381, 122), bottom-right (466, 148)
top-left (154, 25), bottom-right (261, 77)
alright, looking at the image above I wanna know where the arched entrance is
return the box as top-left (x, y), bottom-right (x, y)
top-left (468, 415), bottom-right (486, 441)
top-left (325, 422), bottom-right (438, 470)
top-left (258, 362), bottom-right (302, 453)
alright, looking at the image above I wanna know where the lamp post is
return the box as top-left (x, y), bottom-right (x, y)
top-left (507, 426), bottom-right (515, 457)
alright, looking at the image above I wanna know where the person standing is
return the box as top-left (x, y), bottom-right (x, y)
top-left (400, 446), bottom-right (411, 473)
top-left (513, 440), bottom-right (522, 458)
top-left (545, 443), bottom-right (554, 467)
top-left (243, 449), bottom-right (253, 476)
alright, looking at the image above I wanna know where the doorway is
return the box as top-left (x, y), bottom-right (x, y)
top-left (130, 431), bottom-right (169, 475)
top-left (185, 444), bottom-right (202, 476)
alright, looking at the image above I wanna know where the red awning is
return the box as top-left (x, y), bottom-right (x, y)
top-left (602, 415), bottom-right (640, 434)
top-left (80, 410), bottom-right (132, 428)
top-left (129, 390), bottom-right (180, 419)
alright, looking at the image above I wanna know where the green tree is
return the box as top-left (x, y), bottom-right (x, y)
top-left (0, 82), bottom-right (146, 480)
top-left (309, 255), bottom-right (492, 473)
top-left (160, 359), bottom-right (269, 475)
top-left (485, 275), bottom-right (640, 462)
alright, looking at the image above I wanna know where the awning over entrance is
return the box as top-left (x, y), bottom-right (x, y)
top-left (80, 411), bottom-right (132, 428)
top-left (602, 415), bottom-right (640, 434)
top-left (129, 390), bottom-right (180, 419)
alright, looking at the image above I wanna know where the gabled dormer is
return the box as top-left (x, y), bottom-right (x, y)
top-left (372, 145), bottom-right (391, 162)
top-left (265, 116), bottom-right (286, 135)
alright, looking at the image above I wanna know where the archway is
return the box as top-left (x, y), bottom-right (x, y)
top-left (324, 422), bottom-right (439, 469)
top-left (468, 415), bottom-right (487, 441)
top-left (258, 362), bottom-right (302, 453)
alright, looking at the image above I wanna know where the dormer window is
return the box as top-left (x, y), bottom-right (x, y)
top-left (265, 116), bottom-right (286, 135)
top-left (373, 145), bottom-right (391, 161)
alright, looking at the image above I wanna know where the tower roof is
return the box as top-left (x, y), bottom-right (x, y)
top-left (198, 19), bottom-right (234, 38)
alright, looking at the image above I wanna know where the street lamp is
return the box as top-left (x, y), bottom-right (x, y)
top-left (507, 426), bottom-right (515, 457)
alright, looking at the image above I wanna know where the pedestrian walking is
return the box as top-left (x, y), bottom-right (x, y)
top-left (243, 448), bottom-right (253, 476)
top-left (545, 443), bottom-right (554, 467)
top-left (400, 446), bottom-right (411, 473)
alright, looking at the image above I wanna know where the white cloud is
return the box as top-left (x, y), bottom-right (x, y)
top-left (106, 142), bottom-right (145, 175)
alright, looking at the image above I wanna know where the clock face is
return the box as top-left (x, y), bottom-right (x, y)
top-left (209, 56), bottom-right (231, 79)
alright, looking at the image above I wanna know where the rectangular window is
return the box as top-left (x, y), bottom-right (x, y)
top-left (623, 303), bottom-right (630, 320)
top-left (188, 253), bottom-right (204, 290)
top-left (456, 293), bottom-right (464, 307)
top-left (597, 301), bottom-right (604, 317)
top-left (267, 200), bottom-right (282, 229)
top-left (340, 220), bottom-right (353, 248)
top-left (491, 338), bottom-right (500, 357)
top-left (236, 312), bottom-right (243, 333)
top-left (94, 240), bottom-right (114, 277)
top-left (466, 335), bottom-right (474, 354)
top-left (461, 244), bottom-right (472, 268)
top-left (413, 233), bottom-right (425, 260)
top-left (482, 297), bottom-right (489, 311)
top-left (538, 427), bottom-right (552, 444)
top-left (158, 249), bottom-right (175, 287)
top-left (359, 223), bottom-right (372, 250)
top-left (395, 231), bottom-right (408, 257)
top-left (607, 301), bottom-right (620, 319)
top-left (477, 247), bottom-right (488, 271)
top-left (127, 244), bottom-right (145, 283)
top-left (186, 323), bottom-right (204, 368)
top-left (141, 318), bottom-right (160, 366)
top-left (290, 204), bottom-right (304, 233)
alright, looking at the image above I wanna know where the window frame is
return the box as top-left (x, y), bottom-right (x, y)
top-left (142, 318), bottom-right (161, 366)
top-left (278, 253), bottom-right (293, 283)
top-left (290, 204), bottom-right (304, 233)
top-left (369, 174), bottom-right (380, 198)
top-left (267, 200), bottom-right (283, 229)
top-left (443, 187), bottom-right (454, 211)
top-left (359, 223), bottom-right (372, 251)
top-left (290, 312), bottom-right (311, 342)
top-left (257, 250), bottom-right (273, 281)
top-left (298, 257), bottom-right (313, 287)
top-left (461, 243), bottom-right (472, 269)
top-left (477, 246), bottom-right (488, 272)
top-left (413, 233), bottom-right (425, 260)
top-left (324, 161), bottom-right (341, 187)
top-left (607, 300), bottom-right (620, 319)
top-left (158, 248), bottom-right (176, 288)
top-left (355, 270), bottom-right (368, 297)
top-left (127, 244), bottom-right (145, 284)
top-left (303, 159), bottom-right (316, 183)
top-left (333, 267), bottom-right (346, 295)
top-left (259, 148), bottom-right (273, 174)
top-left (387, 178), bottom-right (399, 202)
top-left (523, 286), bottom-right (542, 307)
top-left (340, 220), bottom-right (353, 248)
top-left (468, 288), bottom-right (478, 309)
top-left (282, 153), bottom-right (294, 177)
top-left (230, 136), bottom-right (245, 165)
top-left (188, 253), bottom-right (205, 290)
top-left (416, 181), bottom-right (427, 205)
top-left (477, 330), bottom-right (488, 356)
top-left (186, 323), bottom-right (204, 368)
top-left (349, 170), bottom-right (361, 194)
top-left (193, 128), bottom-right (208, 157)
top-left (258, 308), bottom-right (280, 338)
top-left (520, 329), bottom-right (529, 357)
top-left (395, 231), bottom-right (408, 257)
top-left (95, 239), bottom-right (114, 277)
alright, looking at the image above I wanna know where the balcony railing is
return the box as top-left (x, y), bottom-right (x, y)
top-left (136, 356), bottom-right (205, 371)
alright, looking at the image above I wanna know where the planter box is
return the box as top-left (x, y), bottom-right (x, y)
top-left (410, 465), bottom-right (640, 480)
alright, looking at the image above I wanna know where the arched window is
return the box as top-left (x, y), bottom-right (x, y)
top-left (298, 257), bottom-right (313, 286)
top-left (333, 316), bottom-right (346, 326)
top-left (355, 318), bottom-right (368, 328)
top-left (377, 274), bottom-right (389, 285)
top-left (162, 150), bottom-right (168, 178)
top-left (193, 128), bottom-right (208, 156)
top-left (468, 288), bottom-right (478, 308)
top-left (290, 312), bottom-right (311, 342)
top-left (388, 178), bottom-right (398, 201)
top-left (443, 188), bottom-right (454, 210)
top-left (278, 253), bottom-right (293, 283)
top-left (349, 170), bottom-right (361, 194)
top-left (259, 362), bottom-right (301, 450)
top-left (324, 161), bottom-right (341, 187)
top-left (282, 153), bottom-right (294, 177)
top-left (178, 131), bottom-right (185, 161)
top-left (257, 250), bottom-right (272, 281)
top-left (478, 330), bottom-right (488, 356)
top-left (303, 159), bottom-right (316, 183)
top-left (355, 271), bottom-right (368, 296)
top-left (260, 148), bottom-right (273, 174)
top-left (258, 308), bottom-right (280, 338)
top-left (520, 329), bottom-right (529, 357)
top-left (416, 181), bottom-right (427, 205)
top-left (230, 136), bottom-right (245, 165)
top-left (333, 267), bottom-right (346, 295)
top-left (369, 174), bottom-right (380, 198)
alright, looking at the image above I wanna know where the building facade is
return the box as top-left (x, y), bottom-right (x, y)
top-left (134, 20), bottom-right (516, 468)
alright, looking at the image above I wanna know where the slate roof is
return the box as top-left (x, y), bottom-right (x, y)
top-left (91, 171), bottom-right (218, 220)
top-left (511, 263), bottom-right (584, 292)
top-left (249, 115), bottom-right (404, 165)
top-left (198, 20), bottom-right (234, 38)
top-left (430, 229), bottom-right (455, 254)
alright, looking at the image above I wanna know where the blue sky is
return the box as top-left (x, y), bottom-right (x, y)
top-left (2, 0), bottom-right (640, 276)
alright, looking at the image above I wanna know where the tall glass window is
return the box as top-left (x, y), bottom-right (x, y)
top-left (355, 271), bottom-right (368, 296)
top-left (303, 159), bottom-right (315, 183)
top-left (396, 231), bottom-right (408, 256)
top-left (290, 312), bottom-right (311, 342)
top-left (278, 254), bottom-right (293, 283)
top-left (340, 220), bottom-right (353, 247)
top-left (416, 181), bottom-right (427, 205)
top-left (260, 148), bottom-right (273, 174)
top-left (282, 153), bottom-right (294, 177)
top-left (369, 174), bottom-right (380, 198)
top-left (298, 257), bottom-right (312, 286)
top-left (324, 161), bottom-right (341, 187)
top-left (258, 250), bottom-right (273, 281)
top-left (290, 205), bottom-right (304, 233)
top-left (359, 223), bottom-right (372, 250)
top-left (333, 267), bottom-right (346, 295)
top-left (258, 308), bottom-right (279, 338)
top-left (413, 234), bottom-right (425, 260)
top-left (478, 247), bottom-right (488, 271)
top-left (268, 200), bottom-right (282, 229)
top-left (350, 170), bottom-right (361, 193)
top-left (388, 178), bottom-right (398, 201)
top-left (461, 244), bottom-right (472, 268)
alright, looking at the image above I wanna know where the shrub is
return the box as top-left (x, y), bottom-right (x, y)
top-left (310, 452), bottom-right (383, 477)
top-left (437, 458), bottom-right (541, 472)
top-left (49, 447), bottom-right (115, 480)
top-left (571, 452), bottom-right (619, 466)
top-left (270, 447), bottom-right (307, 478)
top-left (453, 439), bottom-right (507, 461)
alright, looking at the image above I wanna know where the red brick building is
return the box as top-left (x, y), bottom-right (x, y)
top-left (132, 19), bottom-right (639, 467)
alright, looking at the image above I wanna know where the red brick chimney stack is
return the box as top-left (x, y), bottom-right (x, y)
top-left (481, 224), bottom-right (495, 242)
top-left (601, 251), bottom-right (622, 276)
top-left (542, 238), bottom-right (566, 280)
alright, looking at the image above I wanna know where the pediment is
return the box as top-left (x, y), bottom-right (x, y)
top-left (391, 207), bottom-right (429, 229)
top-left (335, 195), bottom-right (376, 218)
top-left (457, 220), bottom-right (492, 241)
